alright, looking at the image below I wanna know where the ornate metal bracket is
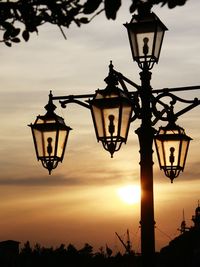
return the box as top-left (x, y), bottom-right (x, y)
top-left (50, 63), bottom-right (200, 129)
top-left (110, 66), bottom-right (200, 126)
top-left (151, 92), bottom-right (200, 125)
top-left (52, 94), bottom-right (93, 109)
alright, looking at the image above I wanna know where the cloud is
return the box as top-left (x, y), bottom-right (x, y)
top-left (0, 164), bottom-right (136, 187)
top-left (0, 175), bottom-right (83, 187)
top-left (182, 162), bottom-right (200, 181)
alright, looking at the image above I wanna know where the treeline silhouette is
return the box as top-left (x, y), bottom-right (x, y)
top-left (2, 240), bottom-right (140, 267)
top-left (1, 233), bottom-right (200, 267)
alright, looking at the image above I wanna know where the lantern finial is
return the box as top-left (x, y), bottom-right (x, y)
top-left (104, 61), bottom-right (119, 87)
top-left (44, 90), bottom-right (57, 115)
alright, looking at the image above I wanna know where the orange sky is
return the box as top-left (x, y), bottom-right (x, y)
top-left (0, 1), bottom-right (200, 253)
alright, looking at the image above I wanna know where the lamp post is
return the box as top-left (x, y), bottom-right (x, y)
top-left (124, 4), bottom-right (167, 265)
top-left (29, 3), bottom-right (200, 267)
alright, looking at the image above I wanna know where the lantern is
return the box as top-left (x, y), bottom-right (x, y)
top-left (154, 122), bottom-right (192, 182)
top-left (29, 92), bottom-right (71, 174)
top-left (89, 69), bottom-right (133, 157)
top-left (124, 9), bottom-right (167, 69)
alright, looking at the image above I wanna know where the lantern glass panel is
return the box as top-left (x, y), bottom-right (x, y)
top-left (33, 129), bottom-right (43, 157)
top-left (43, 130), bottom-right (57, 157)
top-left (135, 24), bottom-right (155, 58)
top-left (121, 105), bottom-right (132, 139)
top-left (33, 128), bottom-right (57, 158)
top-left (103, 107), bottom-right (119, 137)
top-left (162, 139), bottom-right (180, 167)
top-left (154, 24), bottom-right (165, 59)
top-left (57, 130), bottom-right (69, 158)
top-left (128, 26), bottom-right (138, 58)
top-left (180, 139), bottom-right (190, 168)
top-left (155, 138), bottom-right (164, 166)
top-left (92, 105), bottom-right (104, 138)
top-left (91, 91), bottom-right (125, 140)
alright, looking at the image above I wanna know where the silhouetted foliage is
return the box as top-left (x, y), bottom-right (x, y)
top-left (1, 234), bottom-right (200, 267)
top-left (16, 241), bottom-right (139, 267)
top-left (0, 0), bottom-right (187, 46)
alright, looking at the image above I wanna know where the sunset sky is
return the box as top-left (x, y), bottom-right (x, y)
top-left (0, 0), bottom-right (200, 253)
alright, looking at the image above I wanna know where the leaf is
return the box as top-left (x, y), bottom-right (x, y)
top-left (104, 0), bottom-right (121, 20)
top-left (42, 11), bottom-right (51, 22)
top-left (5, 41), bottom-right (11, 47)
top-left (3, 30), bottom-right (10, 40)
top-left (83, 0), bottom-right (102, 14)
top-left (179, 0), bottom-right (187, 5)
top-left (130, 0), bottom-right (139, 13)
top-left (27, 25), bottom-right (37, 33)
top-left (166, 0), bottom-right (177, 8)
top-left (167, 0), bottom-right (187, 8)
top-left (11, 37), bottom-right (20, 43)
top-left (79, 17), bottom-right (89, 24)
top-left (10, 28), bottom-right (20, 37)
top-left (150, 0), bottom-right (167, 7)
top-left (2, 21), bottom-right (14, 30)
top-left (22, 30), bottom-right (30, 41)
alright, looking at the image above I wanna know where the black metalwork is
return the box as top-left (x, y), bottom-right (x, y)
top-left (124, 4), bottom-right (168, 70)
top-left (89, 62), bottom-right (133, 157)
top-left (29, 5), bottom-right (200, 267)
top-left (29, 61), bottom-right (200, 267)
top-left (31, 64), bottom-right (200, 177)
top-left (29, 91), bottom-right (72, 174)
top-left (154, 120), bottom-right (192, 183)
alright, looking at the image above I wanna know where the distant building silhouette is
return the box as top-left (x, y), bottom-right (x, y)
top-left (192, 201), bottom-right (200, 229)
top-left (178, 209), bottom-right (190, 234)
top-left (0, 240), bottom-right (20, 267)
top-left (159, 203), bottom-right (200, 267)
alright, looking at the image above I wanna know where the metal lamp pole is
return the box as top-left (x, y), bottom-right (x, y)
top-left (136, 68), bottom-right (156, 266)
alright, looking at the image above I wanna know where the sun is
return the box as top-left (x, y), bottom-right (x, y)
top-left (117, 185), bottom-right (141, 205)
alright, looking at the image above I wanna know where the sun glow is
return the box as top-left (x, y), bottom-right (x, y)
top-left (117, 185), bottom-right (141, 205)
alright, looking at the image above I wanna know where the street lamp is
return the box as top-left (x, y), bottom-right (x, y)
top-left (89, 63), bottom-right (133, 158)
top-left (29, 91), bottom-right (71, 174)
top-left (124, 3), bottom-right (167, 69)
top-left (29, 3), bottom-right (200, 267)
top-left (155, 121), bottom-right (192, 183)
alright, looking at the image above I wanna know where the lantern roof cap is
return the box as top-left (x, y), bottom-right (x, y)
top-left (126, 5), bottom-right (168, 32)
top-left (163, 121), bottom-right (191, 136)
top-left (90, 61), bottom-right (132, 103)
top-left (128, 11), bottom-right (168, 31)
top-left (158, 121), bottom-right (187, 132)
top-left (44, 90), bottom-right (57, 114)
top-left (104, 61), bottom-right (119, 87)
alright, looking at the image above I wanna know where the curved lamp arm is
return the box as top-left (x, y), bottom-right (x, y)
top-left (151, 92), bottom-right (200, 125)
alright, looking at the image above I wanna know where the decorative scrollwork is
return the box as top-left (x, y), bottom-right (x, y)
top-left (130, 91), bottom-right (141, 122)
top-left (151, 92), bottom-right (200, 125)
